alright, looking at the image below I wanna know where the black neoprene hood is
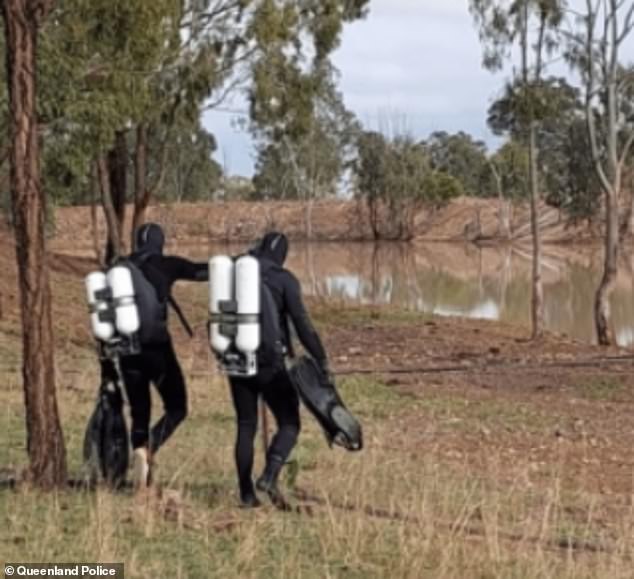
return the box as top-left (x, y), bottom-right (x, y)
top-left (135, 223), bottom-right (165, 255)
top-left (254, 231), bottom-right (289, 266)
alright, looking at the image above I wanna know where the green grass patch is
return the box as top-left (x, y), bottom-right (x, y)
top-left (338, 375), bottom-right (413, 420)
top-left (572, 377), bottom-right (626, 401)
top-left (312, 302), bottom-right (430, 328)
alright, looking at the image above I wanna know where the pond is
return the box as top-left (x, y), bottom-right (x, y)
top-left (185, 241), bottom-right (634, 347)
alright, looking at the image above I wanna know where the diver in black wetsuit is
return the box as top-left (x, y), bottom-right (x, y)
top-left (118, 223), bottom-right (208, 489)
top-left (229, 231), bottom-right (330, 508)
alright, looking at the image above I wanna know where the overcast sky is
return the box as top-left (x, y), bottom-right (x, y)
top-left (202, 0), bottom-right (634, 177)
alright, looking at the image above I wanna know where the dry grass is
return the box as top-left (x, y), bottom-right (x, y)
top-left (2, 354), bottom-right (633, 578)
top-left (1, 251), bottom-right (632, 577)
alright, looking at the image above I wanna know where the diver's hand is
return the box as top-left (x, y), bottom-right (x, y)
top-left (318, 359), bottom-right (335, 385)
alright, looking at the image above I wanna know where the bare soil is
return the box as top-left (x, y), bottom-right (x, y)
top-left (314, 305), bottom-right (634, 500)
top-left (48, 197), bottom-right (599, 252)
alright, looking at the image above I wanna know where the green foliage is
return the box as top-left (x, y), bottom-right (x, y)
top-left (421, 171), bottom-right (465, 205)
top-left (424, 131), bottom-right (490, 197)
top-left (40, 0), bottom-right (182, 151)
top-left (469, 0), bottom-right (564, 73)
top-left (16, 0), bottom-right (368, 211)
top-left (252, 65), bottom-right (359, 200)
top-left (488, 77), bottom-right (601, 218)
top-left (354, 131), bottom-right (461, 240)
top-left (489, 140), bottom-right (529, 201)
top-left (154, 122), bottom-right (223, 203)
top-left (488, 76), bottom-right (579, 137)
top-left (248, 1), bottom-right (369, 202)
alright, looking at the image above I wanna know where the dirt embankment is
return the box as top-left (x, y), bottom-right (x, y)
top-left (49, 197), bottom-right (598, 253)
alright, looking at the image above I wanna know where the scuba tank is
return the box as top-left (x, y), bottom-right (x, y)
top-left (107, 265), bottom-right (140, 337)
top-left (208, 254), bottom-right (261, 376)
top-left (235, 255), bottom-right (260, 357)
top-left (209, 255), bottom-right (234, 354)
top-left (85, 272), bottom-right (115, 342)
top-left (85, 264), bottom-right (142, 357)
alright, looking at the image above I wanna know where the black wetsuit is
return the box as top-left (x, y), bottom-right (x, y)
top-left (229, 232), bottom-right (327, 503)
top-left (119, 224), bottom-right (208, 453)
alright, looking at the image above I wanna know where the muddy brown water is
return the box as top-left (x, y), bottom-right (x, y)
top-left (164, 240), bottom-right (634, 347)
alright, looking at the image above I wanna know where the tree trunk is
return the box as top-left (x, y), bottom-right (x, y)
top-left (523, 1), bottom-right (544, 340)
top-left (97, 157), bottom-right (122, 266)
top-left (528, 123), bottom-right (544, 339)
top-left (590, 0), bottom-right (621, 346)
top-left (104, 130), bottom-right (128, 263)
top-left (132, 123), bottom-right (148, 247)
top-left (305, 196), bottom-right (314, 240)
top-left (89, 165), bottom-right (102, 266)
top-left (2, 0), bottom-right (67, 488)
top-left (131, 123), bottom-right (169, 241)
top-left (595, 190), bottom-right (619, 345)
top-left (627, 167), bottom-right (634, 241)
top-left (490, 161), bottom-right (510, 239)
top-left (367, 196), bottom-right (380, 240)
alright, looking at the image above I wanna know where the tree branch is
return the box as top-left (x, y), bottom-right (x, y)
top-left (96, 156), bottom-right (122, 262)
top-left (148, 134), bottom-right (170, 198)
top-left (585, 0), bottom-right (614, 196)
top-left (616, 0), bottom-right (634, 44)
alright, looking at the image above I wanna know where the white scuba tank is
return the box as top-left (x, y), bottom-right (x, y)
top-left (209, 255), bottom-right (234, 354)
top-left (107, 266), bottom-right (140, 336)
top-left (85, 271), bottom-right (115, 342)
top-left (235, 255), bottom-right (260, 355)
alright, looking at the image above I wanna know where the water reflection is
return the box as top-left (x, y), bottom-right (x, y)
top-left (178, 240), bottom-right (634, 346)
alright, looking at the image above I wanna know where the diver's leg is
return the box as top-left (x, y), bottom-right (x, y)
top-left (257, 369), bottom-right (300, 507)
top-left (149, 341), bottom-right (188, 454)
top-left (120, 354), bottom-right (152, 488)
top-left (229, 377), bottom-right (261, 507)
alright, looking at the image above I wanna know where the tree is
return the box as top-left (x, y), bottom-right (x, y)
top-left (154, 121), bottom-right (223, 203)
top-left (565, 0), bottom-right (634, 345)
top-left (424, 131), bottom-right (490, 197)
top-left (247, 1), bottom-right (369, 237)
top-left (252, 64), bottom-right (360, 238)
top-left (488, 139), bottom-right (531, 237)
top-left (2, 0), bottom-right (67, 487)
top-left (36, 0), bottom-right (182, 258)
top-left (488, 76), bottom-right (601, 222)
top-left (470, 0), bottom-right (564, 340)
top-left (1, 31), bottom-right (10, 222)
top-left (36, 1), bottom-right (369, 250)
top-left (354, 131), bottom-right (461, 240)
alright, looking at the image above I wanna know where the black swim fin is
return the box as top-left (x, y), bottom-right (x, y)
top-left (288, 356), bottom-right (363, 452)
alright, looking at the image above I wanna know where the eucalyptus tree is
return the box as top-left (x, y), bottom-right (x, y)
top-left (247, 1), bottom-right (369, 237)
top-left (470, 0), bottom-right (565, 339)
top-left (252, 64), bottom-right (360, 239)
top-left (424, 131), bottom-right (490, 198)
top-left (2, 0), bottom-right (67, 488)
top-left (354, 131), bottom-right (462, 240)
top-left (564, 0), bottom-right (634, 345)
top-left (38, 0), bottom-right (369, 255)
